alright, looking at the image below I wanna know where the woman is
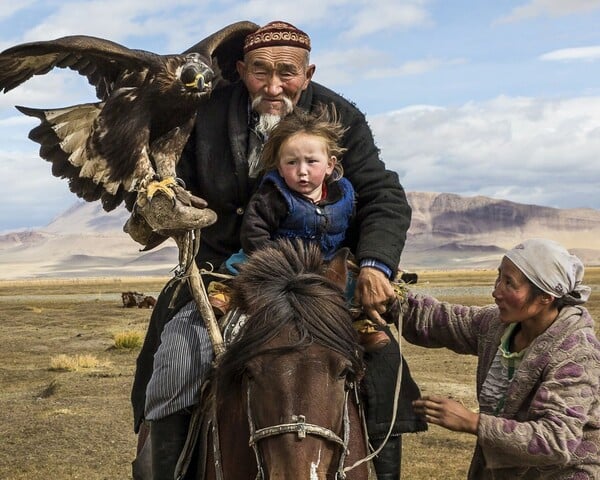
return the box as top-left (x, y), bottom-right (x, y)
top-left (404, 238), bottom-right (599, 479)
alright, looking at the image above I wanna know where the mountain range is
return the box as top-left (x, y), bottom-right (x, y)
top-left (1, 192), bottom-right (599, 279)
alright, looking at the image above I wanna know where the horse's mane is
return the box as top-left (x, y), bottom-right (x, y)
top-left (216, 239), bottom-right (364, 392)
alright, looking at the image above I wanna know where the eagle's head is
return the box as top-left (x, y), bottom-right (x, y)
top-left (179, 53), bottom-right (214, 97)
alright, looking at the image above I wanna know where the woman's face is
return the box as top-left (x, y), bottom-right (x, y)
top-left (492, 257), bottom-right (543, 324)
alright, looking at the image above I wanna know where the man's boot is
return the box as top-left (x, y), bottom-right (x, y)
top-left (150, 410), bottom-right (191, 480)
top-left (372, 436), bottom-right (402, 480)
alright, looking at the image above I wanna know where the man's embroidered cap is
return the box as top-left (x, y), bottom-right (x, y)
top-left (244, 21), bottom-right (311, 54)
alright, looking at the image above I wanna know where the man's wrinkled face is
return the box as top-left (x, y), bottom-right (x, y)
top-left (237, 46), bottom-right (315, 116)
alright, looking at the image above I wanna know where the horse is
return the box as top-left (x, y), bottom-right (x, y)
top-left (189, 240), bottom-right (374, 479)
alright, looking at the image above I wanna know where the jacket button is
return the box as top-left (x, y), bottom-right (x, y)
top-left (236, 207), bottom-right (245, 215)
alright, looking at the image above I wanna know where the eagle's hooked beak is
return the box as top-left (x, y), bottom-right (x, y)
top-left (185, 72), bottom-right (205, 89)
top-left (181, 64), bottom-right (214, 91)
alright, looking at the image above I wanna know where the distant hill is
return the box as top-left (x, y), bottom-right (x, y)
top-left (1, 193), bottom-right (599, 279)
top-left (0, 203), bottom-right (178, 279)
top-left (401, 192), bottom-right (600, 270)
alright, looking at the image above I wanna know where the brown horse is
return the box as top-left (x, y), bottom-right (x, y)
top-left (195, 240), bottom-right (373, 479)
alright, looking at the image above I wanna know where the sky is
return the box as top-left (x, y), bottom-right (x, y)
top-left (1, 0), bottom-right (600, 232)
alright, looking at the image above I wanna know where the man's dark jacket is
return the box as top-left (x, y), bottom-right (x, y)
top-left (178, 80), bottom-right (410, 271)
top-left (131, 80), bottom-right (425, 437)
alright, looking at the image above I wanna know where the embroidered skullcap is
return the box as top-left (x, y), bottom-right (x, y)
top-left (243, 21), bottom-right (311, 54)
top-left (505, 238), bottom-right (591, 305)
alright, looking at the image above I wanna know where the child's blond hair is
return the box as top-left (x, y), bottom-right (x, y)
top-left (260, 104), bottom-right (348, 180)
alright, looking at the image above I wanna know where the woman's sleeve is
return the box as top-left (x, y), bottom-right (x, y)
top-left (401, 292), bottom-right (494, 355)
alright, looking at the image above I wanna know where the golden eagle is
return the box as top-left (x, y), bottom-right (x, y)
top-left (0, 21), bottom-right (258, 246)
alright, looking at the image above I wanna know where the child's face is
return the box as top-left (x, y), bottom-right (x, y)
top-left (277, 132), bottom-right (335, 202)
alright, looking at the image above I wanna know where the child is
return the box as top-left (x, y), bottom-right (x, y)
top-left (240, 105), bottom-right (353, 260)
top-left (213, 105), bottom-right (390, 351)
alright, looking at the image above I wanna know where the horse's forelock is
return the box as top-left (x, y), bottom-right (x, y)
top-left (231, 240), bottom-right (329, 312)
top-left (218, 240), bottom-right (364, 390)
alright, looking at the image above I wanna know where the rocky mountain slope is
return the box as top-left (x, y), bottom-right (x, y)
top-left (1, 193), bottom-right (599, 279)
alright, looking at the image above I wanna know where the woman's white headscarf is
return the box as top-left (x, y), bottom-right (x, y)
top-left (505, 238), bottom-right (591, 305)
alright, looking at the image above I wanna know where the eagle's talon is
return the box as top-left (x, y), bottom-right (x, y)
top-left (145, 177), bottom-right (178, 203)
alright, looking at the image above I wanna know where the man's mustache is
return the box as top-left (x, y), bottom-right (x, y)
top-left (251, 95), bottom-right (294, 114)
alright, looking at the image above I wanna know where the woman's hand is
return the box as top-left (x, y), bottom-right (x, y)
top-left (413, 395), bottom-right (479, 435)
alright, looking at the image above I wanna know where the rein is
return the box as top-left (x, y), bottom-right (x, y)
top-left (343, 319), bottom-right (404, 474)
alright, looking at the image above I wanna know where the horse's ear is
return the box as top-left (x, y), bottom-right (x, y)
top-left (325, 248), bottom-right (350, 290)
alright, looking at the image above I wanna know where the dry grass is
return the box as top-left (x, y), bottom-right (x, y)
top-left (0, 276), bottom-right (168, 297)
top-left (0, 269), bottom-right (598, 479)
top-left (49, 353), bottom-right (109, 372)
top-left (0, 280), bottom-right (157, 480)
top-left (113, 330), bottom-right (144, 350)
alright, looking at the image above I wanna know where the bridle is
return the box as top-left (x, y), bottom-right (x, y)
top-left (246, 382), bottom-right (352, 480)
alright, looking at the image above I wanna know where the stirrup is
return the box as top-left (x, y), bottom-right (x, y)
top-left (220, 308), bottom-right (249, 346)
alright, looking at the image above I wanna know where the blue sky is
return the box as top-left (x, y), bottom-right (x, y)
top-left (1, 0), bottom-right (600, 231)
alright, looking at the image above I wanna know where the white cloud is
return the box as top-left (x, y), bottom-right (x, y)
top-left (203, 0), bottom-right (433, 40)
top-left (498, 0), bottom-right (600, 22)
top-left (312, 48), bottom-right (462, 87)
top-left (365, 57), bottom-right (466, 79)
top-left (370, 95), bottom-right (600, 209)
top-left (343, 1), bottom-right (432, 39)
top-left (0, 2), bottom-right (36, 21)
top-left (0, 71), bottom-right (91, 110)
top-left (4, 0), bottom-right (204, 48)
top-left (2, 1), bottom-right (600, 231)
top-left (202, 0), bottom-right (342, 26)
top-left (312, 47), bottom-right (389, 86)
top-left (4, 0), bottom-right (427, 54)
top-left (11, 2), bottom-right (136, 42)
top-left (540, 45), bottom-right (600, 62)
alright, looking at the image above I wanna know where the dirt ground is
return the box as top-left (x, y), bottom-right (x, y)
top-left (0, 270), bottom-right (598, 479)
top-left (0, 278), bottom-right (165, 480)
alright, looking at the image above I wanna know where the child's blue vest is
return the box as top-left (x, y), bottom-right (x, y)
top-left (263, 171), bottom-right (355, 260)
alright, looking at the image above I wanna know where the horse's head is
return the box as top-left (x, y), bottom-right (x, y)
top-left (216, 240), bottom-right (365, 479)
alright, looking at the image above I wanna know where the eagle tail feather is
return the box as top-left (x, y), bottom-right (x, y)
top-left (16, 103), bottom-right (129, 212)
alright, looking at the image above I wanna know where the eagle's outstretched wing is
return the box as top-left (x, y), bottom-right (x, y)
top-left (0, 35), bottom-right (162, 100)
top-left (0, 21), bottom-right (258, 234)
